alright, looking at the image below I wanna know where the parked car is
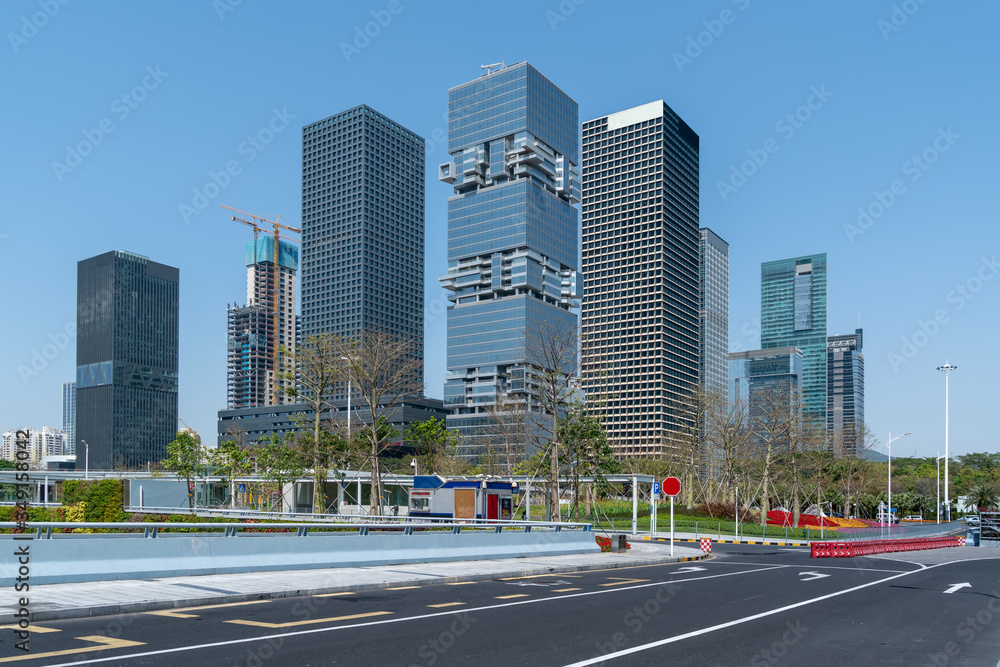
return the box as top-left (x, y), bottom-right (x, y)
top-left (902, 515), bottom-right (923, 521)
top-left (962, 515), bottom-right (980, 526)
top-left (876, 512), bottom-right (899, 524)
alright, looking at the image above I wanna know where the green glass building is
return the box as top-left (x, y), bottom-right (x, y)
top-left (760, 253), bottom-right (827, 426)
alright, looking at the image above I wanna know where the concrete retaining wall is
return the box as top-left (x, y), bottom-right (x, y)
top-left (1, 529), bottom-right (598, 584)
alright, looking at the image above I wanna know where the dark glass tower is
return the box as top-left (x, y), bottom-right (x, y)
top-left (438, 62), bottom-right (580, 459)
top-left (76, 251), bottom-right (179, 469)
top-left (700, 228), bottom-right (729, 402)
top-left (581, 101), bottom-right (700, 457)
top-left (300, 105), bottom-right (425, 389)
top-left (828, 328), bottom-right (865, 455)
top-left (760, 253), bottom-right (828, 426)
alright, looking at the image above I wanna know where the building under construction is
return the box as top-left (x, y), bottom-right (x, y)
top-left (227, 236), bottom-right (300, 408)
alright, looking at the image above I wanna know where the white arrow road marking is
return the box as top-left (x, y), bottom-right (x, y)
top-left (508, 579), bottom-right (573, 587)
top-left (674, 566), bottom-right (707, 573)
top-left (799, 571), bottom-right (831, 581)
top-left (944, 583), bottom-right (972, 594)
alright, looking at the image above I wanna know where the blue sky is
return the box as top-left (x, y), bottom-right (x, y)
top-left (2, 1), bottom-right (997, 459)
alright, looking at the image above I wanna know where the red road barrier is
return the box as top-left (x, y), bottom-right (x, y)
top-left (810, 535), bottom-right (962, 558)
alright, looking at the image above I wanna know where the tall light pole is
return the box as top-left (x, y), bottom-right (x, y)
top-left (937, 363), bottom-right (957, 522)
top-left (81, 440), bottom-right (89, 479)
top-left (887, 432), bottom-right (911, 523)
top-left (340, 357), bottom-right (352, 440)
top-left (936, 452), bottom-right (945, 524)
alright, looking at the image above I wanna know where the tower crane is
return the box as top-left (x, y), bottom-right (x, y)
top-left (220, 205), bottom-right (301, 400)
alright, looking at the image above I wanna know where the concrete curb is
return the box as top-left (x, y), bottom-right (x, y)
top-left (28, 551), bottom-right (710, 622)
top-left (643, 535), bottom-right (809, 547)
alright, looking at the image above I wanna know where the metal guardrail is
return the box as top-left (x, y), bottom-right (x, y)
top-left (0, 518), bottom-right (592, 540)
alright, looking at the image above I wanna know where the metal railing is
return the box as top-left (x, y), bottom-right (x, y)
top-left (0, 517), bottom-right (592, 540)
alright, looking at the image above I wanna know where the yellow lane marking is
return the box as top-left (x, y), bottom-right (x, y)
top-left (446, 581), bottom-right (476, 586)
top-left (386, 586), bottom-right (421, 591)
top-left (552, 588), bottom-right (582, 592)
top-left (147, 600), bottom-right (270, 619)
top-left (226, 611), bottom-right (392, 629)
top-left (599, 579), bottom-right (650, 587)
top-left (495, 594), bottom-right (530, 600)
top-left (427, 602), bottom-right (466, 608)
top-left (0, 636), bottom-right (144, 663)
top-left (499, 574), bottom-right (581, 581)
top-left (0, 625), bottom-right (60, 633)
top-left (315, 592), bottom-right (355, 597)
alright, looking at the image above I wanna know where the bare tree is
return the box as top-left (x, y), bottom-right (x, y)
top-left (524, 320), bottom-right (580, 522)
top-left (747, 387), bottom-right (796, 526)
top-left (280, 334), bottom-right (347, 514)
top-left (337, 330), bottom-right (424, 516)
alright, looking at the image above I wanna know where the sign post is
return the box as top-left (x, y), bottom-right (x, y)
top-left (663, 477), bottom-right (681, 557)
top-left (651, 481), bottom-right (660, 538)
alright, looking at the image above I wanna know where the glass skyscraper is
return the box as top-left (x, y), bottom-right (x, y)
top-left (699, 228), bottom-right (729, 402)
top-left (439, 62), bottom-right (580, 458)
top-left (760, 253), bottom-right (827, 425)
top-left (580, 100), bottom-right (700, 457)
top-left (301, 105), bottom-right (425, 389)
top-left (729, 347), bottom-right (804, 437)
top-left (76, 251), bottom-right (179, 469)
top-left (828, 328), bottom-right (865, 455)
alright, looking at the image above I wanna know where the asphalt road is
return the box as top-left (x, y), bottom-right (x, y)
top-left (4, 543), bottom-right (999, 666)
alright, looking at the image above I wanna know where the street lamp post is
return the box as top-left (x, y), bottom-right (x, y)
top-left (936, 452), bottom-right (945, 524)
top-left (81, 440), bottom-right (89, 479)
top-left (340, 357), bottom-right (352, 440)
top-left (937, 363), bottom-right (956, 522)
top-left (887, 432), bottom-right (911, 525)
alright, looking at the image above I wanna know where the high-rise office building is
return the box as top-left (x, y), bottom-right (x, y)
top-left (76, 251), bottom-right (179, 469)
top-left (227, 236), bottom-right (299, 408)
top-left (300, 105), bottom-right (425, 390)
top-left (62, 381), bottom-right (76, 453)
top-left (760, 253), bottom-right (827, 426)
top-left (729, 347), bottom-right (804, 436)
top-left (581, 100), bottom-right (700, 457)
top-left (699, 228), bottom-right (729, 402)
top-left (828, 328), bottom-right (865, 455)
top-left (439, 62), bottom-right (580, 458)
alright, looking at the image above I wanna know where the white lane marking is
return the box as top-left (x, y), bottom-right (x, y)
top-left (799, 571), bottom-right (831, 581)
top-left (674, 566), bottom-right (707, 573)
top-left (560, 563), bottom-right (939, 667)
top-left (41, 564), bottom-right (788, 666)
top-left (723, 560), bottom-right (910, 573)
top-left (944, 582), bottom-right (972, 594)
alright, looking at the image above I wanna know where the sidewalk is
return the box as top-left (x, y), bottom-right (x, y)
top-left (7, 541), bottom-right (705, 622)
top-left (643, 531), bottom-right (809, 547)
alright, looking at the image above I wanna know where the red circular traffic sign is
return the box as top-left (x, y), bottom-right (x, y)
top-left (662, 477), bottom-right (681, 497)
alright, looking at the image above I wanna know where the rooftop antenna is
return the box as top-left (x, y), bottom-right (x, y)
top-left (481, 60), bottom-right (505, 76)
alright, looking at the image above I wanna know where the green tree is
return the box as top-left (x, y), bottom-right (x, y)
top-left (161, 432), bottom-right (207, 510)
top-left (256, 434), bottom-right (306, 511)
top-left (559, 402), bottom-right (618, 521)
top-left (406, 417), bottom-right (458, 476)
top-left (967, 484), bottom-right (998, 512)
top-left (210, 440), bottom-right (253, 508)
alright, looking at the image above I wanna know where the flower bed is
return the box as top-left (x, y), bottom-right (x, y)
top-left (596, 535), bottom-right (630, 552)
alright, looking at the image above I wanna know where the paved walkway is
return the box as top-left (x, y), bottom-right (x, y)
top-left (7, 541), bottom-right (705, 622)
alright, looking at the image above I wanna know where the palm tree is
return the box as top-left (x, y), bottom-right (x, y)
top-left (967, 484), bottom-right (998, 512)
